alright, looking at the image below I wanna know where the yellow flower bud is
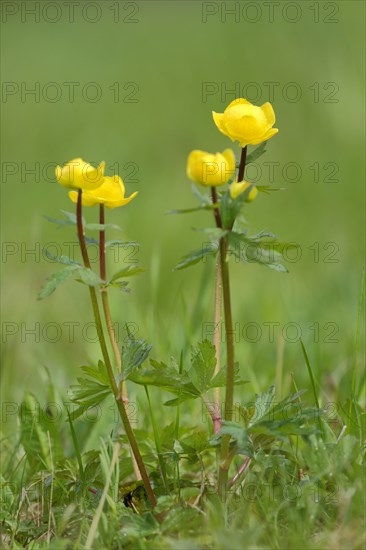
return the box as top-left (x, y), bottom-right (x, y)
top-left (186, 149), bottom-right (235, 186)
top-left (55, 158), bottom-right (105, 190)
top-left (230, 180), bottom-right (258, 202)
top-left (213, 98), bottom-right (278, 148)
top-left (68, 175), bottom-right (137, 209)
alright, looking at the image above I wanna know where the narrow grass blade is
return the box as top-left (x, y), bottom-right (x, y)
top-left (66, 407), bottom-right (84, 480)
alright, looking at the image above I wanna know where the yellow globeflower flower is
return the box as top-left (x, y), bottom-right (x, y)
top-left (68, 175), bottom-right (137, 208)
top-left (55, 158), bottom-right (105, 190)
top-left (213, 99), bottom-right (278, 148)
top-left (186, 149), bottom-right (235, 186)
top-left (230, 180), bottom-right (258, 202)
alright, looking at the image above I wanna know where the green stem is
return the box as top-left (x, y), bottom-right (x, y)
top-left (144, 386), bottom-right (170, 492)
top-left (76, 190), bottom-right (156, 509)
top-left (211, 146), bottom-right (247, 499)
top-left (217, 236), bottom-right (235, 496)
top-left (99, 204), bottom-right (141, 481)
top-left (213, 254), bottom-right (222, 434)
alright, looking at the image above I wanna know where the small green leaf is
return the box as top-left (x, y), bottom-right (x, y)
top-left (220, 186), bottom-right (254, 230)
top-left (85, 223), bottom-right (121, 231)
top-left (209, 363), bottom-right (248, 389)
top-left (128, 359), bottom-right (199, 402)
top-left (108, 280), bottom-right (131, 292)
top-left (76, 268), bottom-right (104, 287)
top-left (173, 243), bottom-right (218, 271)
top-left (44, 249), bottom-right (81, 266)
top-left (167, 204), bottom-right (216, 215)
top-left (121, 331), bottom-right (153, 380)
top-left (246, 142), bottom-right (267, 164)
top-left (68, 361), bottom-right (111, 420)
top-left (44, 215), bottom-right (75, 228)
top-left (213, 421), bottom-right (254, 456)
top-left (38, 265), bottom-right (79, 300)
top-left (189, 340), bottom-right (217, 393)
top-left (109, 266), bottom-right (146, 283)
top-left (60, 210), bottom-right (79, 223)
top-left (227, 231), bottom-right (289, 273)
top-left (192, 227), bottom-right (227, 240)
top-left (257, 185), bottom-right (285, 194)
top-left (191, 183), bottom-right (212, 204)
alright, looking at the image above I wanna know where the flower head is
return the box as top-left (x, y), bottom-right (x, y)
top-left (187, 149), bottom-right (235, 186)
top-left (55, 158), bottom-right (105, 190)
top-left (213, 99), bottom-right (278, 148)
top-left (230, 180), bottom-right (258, 202)
top-left (68, 175), bottom-right (137, 209)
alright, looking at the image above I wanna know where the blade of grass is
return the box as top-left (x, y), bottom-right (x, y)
top-left (144, 385), bottom-right (170, 493)
top-left (173, 351), bottom-right (183, 498)
top-left (351, 267), bottom-right (365, 400)
top-left (85, 442), bottom-right (120, 550)
top-left (300, 340), bottom-right (324, 438)
top-left (66, 407), bottom-right (84, 480)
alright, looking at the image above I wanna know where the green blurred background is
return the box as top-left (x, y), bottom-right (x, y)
top-left (1, 1), bottom-right (364, 430)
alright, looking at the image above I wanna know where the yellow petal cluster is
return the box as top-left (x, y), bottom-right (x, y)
top-left (230, 180), bottom-right (258, 202)
top-left (186, 149), bottom-right (235, 186)
top-left (213, 99), bottom-right (278, 148)
top-left (68, 175), bottom-right (138, 209)
top-left (55, 158), bottom-right (105, 190)
top-left (55, 158), bottom-right (137, 209)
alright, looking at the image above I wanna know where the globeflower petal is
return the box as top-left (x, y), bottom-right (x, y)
top-left (250, 127), bottom-right (279, 145)
top-left (55, 158), bottom-right (105, 190)
top-left (212, 98), bottom-right (278, 147)
top-left (186, 148), bottom-right (235, 186)
top-left (261, 102), bottom-right (276, 126)
top-left (212, 112), bottom-right (226, 135)
top-left (68, 174), bottom-right (137, 209)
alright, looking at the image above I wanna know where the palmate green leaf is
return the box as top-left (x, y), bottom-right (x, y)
top-left (191, 183), bottom-right (212, 205)
top-left (44, 249), bottom-right (81, 266)
top-left (248, 385), bottom-right (276, 425)
top-left (121, 331), bottom-right (153, 381)
top-left (38, 265), bottom-right (104, 300)
top-left (60, 210), bottom-right (79, 224)
top-left (227, 231), bottom-right (289, 272)
top-left (246, 387), bottom-right (321, 437)
top-left (250, 408), bottom-right (322, 437)
top-left (68, 361), bottom-right (111, 420)
top-left (80, 361), bottom-right (110, 385)
top-left (108, 280), bottom-right (131, 292)
top-left (75, 267), bottom-right (104, 286)
top-left (128, 359), bottom-right (199, 403)
top-left (44, 208), bottom-right (85, 228)
top-left (109, 266), bottom-right (146, 283)
top-left (37, 265), bottom-right (79, 300)
top-left (173, 243), bottom-right (218, 271)
top-left (179, 430), bottom-right (209, 454)
top-left (212, 421), bottom-right (254, 456)
top-left (189, 340), bottom-right (217, 393)
top-left (208, 362), bottom-right (248, 389)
